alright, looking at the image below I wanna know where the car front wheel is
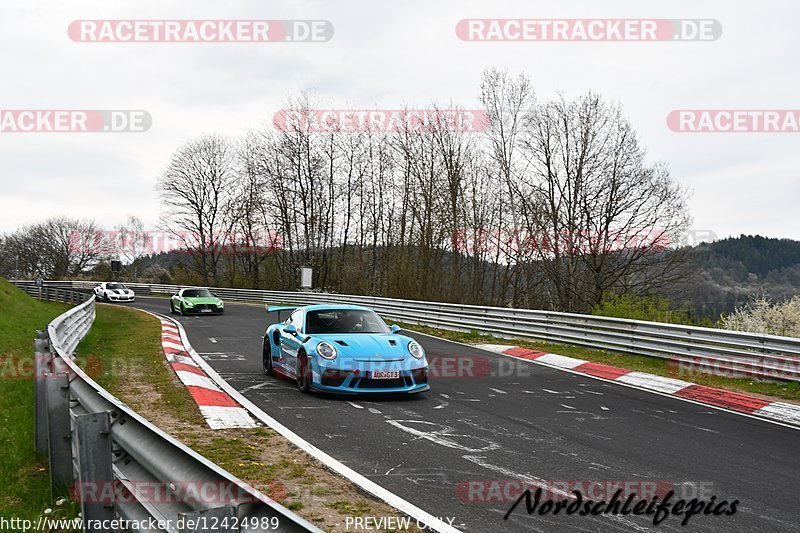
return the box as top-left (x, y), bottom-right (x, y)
top-left (297, 352), bottom-right (312, 393)
top-left (263, 340), bottom-right (274, 376)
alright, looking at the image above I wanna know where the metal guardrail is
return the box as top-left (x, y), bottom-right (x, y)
top-left (15, 279), bottom-right (799, 383)
top-left (27, 284), bottom-right (319, 533)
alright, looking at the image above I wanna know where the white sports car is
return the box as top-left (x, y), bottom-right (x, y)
top-left (94, 282), bottom-right (135, 302)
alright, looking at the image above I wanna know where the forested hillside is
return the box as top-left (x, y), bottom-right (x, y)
top-left (687, 236), bottom-right (800, 319)
top-left (697, 235), bottom-right (800, 277)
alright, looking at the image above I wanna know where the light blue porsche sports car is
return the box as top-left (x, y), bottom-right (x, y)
top-left (262, 304), bottom-right (430, 395)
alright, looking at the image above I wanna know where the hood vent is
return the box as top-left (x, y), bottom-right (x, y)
top-left (334, 340), bottom-right (349, 347)
top-left (388, 340), bottom-right (397, 346)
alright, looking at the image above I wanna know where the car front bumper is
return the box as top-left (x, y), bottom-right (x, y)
top-left (107, 295), bottom-right (135, 302)
top-left (309, 358), bottom-right (429, 395)
top-left (183, 305), bottom-right (224, 314)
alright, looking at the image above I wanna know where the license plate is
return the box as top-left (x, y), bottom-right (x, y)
top-left (200, 308), bottom-right (212, 313)
top-left (368, 370), bottom-right (400, 380)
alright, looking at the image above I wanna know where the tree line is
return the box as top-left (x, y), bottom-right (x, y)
top-left (1, 69), bottom-right (693, 313)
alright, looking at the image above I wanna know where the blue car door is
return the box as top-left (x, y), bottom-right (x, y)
top-left (280, 310), bottom-right (304, 377)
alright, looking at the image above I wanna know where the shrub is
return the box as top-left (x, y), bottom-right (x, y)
top-left (592, 294), bottom-right (695, 325)
top-left (720, 295), bottom-right (800, 337)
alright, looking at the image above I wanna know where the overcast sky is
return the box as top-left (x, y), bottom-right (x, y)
top-left (1, 0), bottom-right (798, 240)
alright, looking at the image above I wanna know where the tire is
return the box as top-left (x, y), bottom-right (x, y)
top-left (170, 301), bottom-right (176, 314)
top-left (178, 303), bottom-right (185, 316)
top-left (263, 340), bottom-right (274, 376)
top-left (296, 352), bottom-right (312, 394)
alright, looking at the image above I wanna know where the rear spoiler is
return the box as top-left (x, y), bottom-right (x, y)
top-left (266, 305), bottom-right (298, 313)
top-left (266, 305), bottom-right (298, 321)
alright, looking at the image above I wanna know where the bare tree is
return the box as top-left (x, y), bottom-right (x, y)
top-left (114, 215), bottom-right (151, 275)
top-left (479, 68), bottom-right (537, 305)
top-left (429, 103), bottom-right (477, 300)
top-left (0, 217), bottom-right (110, 279)
top-left (517, 93), bottom-right (691, 311)
top-left (156, 134), bottom-right (237, 286)
top-left (224, 131), bottom-right (282, 287)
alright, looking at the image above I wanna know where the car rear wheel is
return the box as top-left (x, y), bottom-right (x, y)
top-left (263, 340), bottom-right (274, 376)
top-left (297, 352), bottom-right (311, 394)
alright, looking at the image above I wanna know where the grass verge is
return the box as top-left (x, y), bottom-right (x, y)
top-left (78, 304), bottom-right (422, 532)
top-left (397, 321), bottom-right (800, 404)
top-left (0, 278), bottom-right (76, 525)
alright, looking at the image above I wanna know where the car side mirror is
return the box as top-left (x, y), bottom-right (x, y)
top-left (285, 324), bottom-right (298, 335)
top-left (391, 325), bottom-right (401, 334)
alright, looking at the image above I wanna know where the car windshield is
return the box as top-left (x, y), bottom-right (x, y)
top-left (305, 309), bottom-right (390, 334)
top-left (107, 283), bottom-right (126, 290)
top-left (183, 289), bottom-right (213, 298)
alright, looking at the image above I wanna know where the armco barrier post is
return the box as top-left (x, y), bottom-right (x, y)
top-left (34, 331), bottom-right (51, 455)
top-left (45, 372), bottom-right (73, 493)
top-left (74, 412), bottom-right (115, 529)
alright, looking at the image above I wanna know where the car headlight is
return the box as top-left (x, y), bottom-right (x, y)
top-left (217, 301), bottom-right (224, 307)
top-left (185, 301), bottom-right (194, 307)
top-left (408, 341), bottom-right (425, 359)
top-left (317, 341), bottom-right (337, 360)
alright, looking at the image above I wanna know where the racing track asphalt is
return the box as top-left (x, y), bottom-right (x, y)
top-left (127, 297), bottom-right (800, 533)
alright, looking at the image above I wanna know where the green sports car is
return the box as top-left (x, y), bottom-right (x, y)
top-left (170, 288), bottom-right (225, 315)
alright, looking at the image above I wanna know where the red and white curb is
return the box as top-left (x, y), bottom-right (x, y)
top-left (159, 318), bottom-right (258, 430)
top-left (475, 344), bottom-right (800, 428)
